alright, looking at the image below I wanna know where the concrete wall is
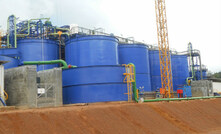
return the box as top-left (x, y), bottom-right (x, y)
top-left (213, 82), bottom-right (221, 92)
top-left (191, 80), bottom-right (213, 97)
top-left (4, 66), bottom-right (37, 108)
top-left (37, 68), bottom-right (63, 107)
top-left (4, 65), bottom-right (63, 108)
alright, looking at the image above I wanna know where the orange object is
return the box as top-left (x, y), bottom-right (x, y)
top-left (57, 31), bottom-right (62, 37)
top-left (160, 88), bottom-right (165, 95)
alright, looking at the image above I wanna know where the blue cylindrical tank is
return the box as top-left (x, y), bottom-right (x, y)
top-left (0, 56), bottom-right (19, 69)
top-left (118, 44), bottom-right (151, 91)
top-left (194, 71), bottom-right (201, 80)
top-left (149, 50), bottom-right (161, 91)
top-left (149, 50), bottom-right (189, 92)
top-left (17, 39), bottom-right (59, 71)
top-left (119, 44), bottom-right (150, 73)
top-left (171, 55), bottom-right (189, 91)
top-left (62, 65), bottom-right (127, 104)
top-left (194, 69), bottom-right (207, 80)
top-left (65, 35), bottom-right (119, 67)
top-left (202, 69), bottom-right (207, 79)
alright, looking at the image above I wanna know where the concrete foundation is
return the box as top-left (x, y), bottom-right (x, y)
top-left (4, 65), bottom-right (63, 108)
top-left (191, 80), bottom-right (213, 97)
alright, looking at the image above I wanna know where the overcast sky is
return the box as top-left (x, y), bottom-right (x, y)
top-left (0, 0), bottom-right (220, 72)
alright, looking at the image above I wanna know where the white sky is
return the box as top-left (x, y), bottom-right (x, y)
top-left (0, 0), bottom-right (220, 72)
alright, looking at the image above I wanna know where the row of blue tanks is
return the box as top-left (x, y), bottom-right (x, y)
top-left (0, 35), bottom-right (206, 104)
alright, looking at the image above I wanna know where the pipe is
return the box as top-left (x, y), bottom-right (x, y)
top-left (144, 96), bottom-right (221, 102)
top-left (199, 54), bottom-right (203, 80)
top-left (126, 63), bottom-right (221, 103)
top-left (17, 18), bottom-right (50, 37)
top-left (56, 27), bottom-right (70, 32)
top-left (49, 32), bottom-right (69, 36)
top-left (0, 97), bottom-right (6, 106)
top-left (23, 60), bottom-right (77, 69)
top-left (14, 15), bottom-right (17, 48)
top-left (186, 42), bottom-right (194, 84)
top-left (128, 63), bottom-right (139, 102)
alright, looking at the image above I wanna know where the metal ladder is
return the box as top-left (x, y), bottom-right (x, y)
top-left (123, 64), bottom-right (135, 102)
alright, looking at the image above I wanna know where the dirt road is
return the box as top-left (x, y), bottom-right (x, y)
top-left (1, 99), bottom-right (221, 134)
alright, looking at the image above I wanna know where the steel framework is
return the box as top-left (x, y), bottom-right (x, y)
top-left (123, 64), bottom-right (135, 102)
top-left (155, 0), bottom-right (173, 98)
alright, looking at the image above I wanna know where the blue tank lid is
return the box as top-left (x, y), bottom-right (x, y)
top-left (17, 39), bottom-right (57, 45)
top-left (119, 43), bottom-right (149, 49)
top-left (66, 35), bottom-right (118, 44)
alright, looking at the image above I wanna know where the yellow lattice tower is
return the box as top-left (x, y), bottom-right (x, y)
top-left (155, 0), bottom-right (173, 98)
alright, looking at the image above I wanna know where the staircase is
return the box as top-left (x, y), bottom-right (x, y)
top-left (123, 64), bottom-right (135, 102)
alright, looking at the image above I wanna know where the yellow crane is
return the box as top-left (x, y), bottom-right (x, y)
top-left (155, 0), bottom-right (173, 98)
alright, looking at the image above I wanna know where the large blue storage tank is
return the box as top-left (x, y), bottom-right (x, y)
top-left (65, 35), bottom-right (119, 67)
top-left (171, 55), bottom-right (189, 91)
top-left (0, 56), bottom-right (19, 69)
top-left (149, 50), bottom-right (161, 91)
top-left (118, 44), bottom-right (151, 91)
top-left (17, 39), bottom-right (59, 71)
top-left (62, 65), bottom-right (127, 104)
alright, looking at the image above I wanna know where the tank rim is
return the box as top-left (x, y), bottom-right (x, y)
top-left (119, 43), bottom-right (149, 48)
top-left (66, 35), bottom-right (119, 44)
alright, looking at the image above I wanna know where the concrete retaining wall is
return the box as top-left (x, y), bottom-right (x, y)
top-left (37, 68), bottom-right (63, 107)
top-left (4, 66), bottom-right (37, 108)
top-left (4, 65), bottom-right (63, 108)
top-left (191, 80), bottom-right (213, 97)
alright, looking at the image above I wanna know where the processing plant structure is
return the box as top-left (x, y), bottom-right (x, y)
top-left (0, 15), bottom-right (214, 107)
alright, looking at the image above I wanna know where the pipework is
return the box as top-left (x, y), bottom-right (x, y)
top-left (23, 60), bottom-right (77, 69)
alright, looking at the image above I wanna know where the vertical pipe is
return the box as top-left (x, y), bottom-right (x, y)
top-left (14, 15), bottom-right (17, 48)
top-left (7, 17), bottom-right (10, 47)
top-left (199, 54), bottom-right (203, 80)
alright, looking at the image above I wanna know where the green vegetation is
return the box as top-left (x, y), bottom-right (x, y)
top-left (213, 72), bottom-right (221, 78)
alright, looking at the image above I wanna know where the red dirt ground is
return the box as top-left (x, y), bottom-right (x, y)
top-left (1, 99), bottom-right (221, 134)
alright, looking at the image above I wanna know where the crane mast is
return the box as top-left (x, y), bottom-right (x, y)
top-left (155, 0), bottom-right (173, 98)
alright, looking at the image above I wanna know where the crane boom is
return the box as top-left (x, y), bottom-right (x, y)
top-left (155, 0), bottom-right (173, 98)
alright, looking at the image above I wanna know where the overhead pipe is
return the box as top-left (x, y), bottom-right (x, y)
top-left (17, 18), bottom-right (50, 37)
top-left (55, 27), bottom-right (70, 32)
top-left (49, 32), bottom-right (69, 36)
top-left (23, 60), bottom-right (77, 69)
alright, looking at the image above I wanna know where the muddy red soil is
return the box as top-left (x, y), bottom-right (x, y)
top-left (1, 99), bottom-right (221, 134)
